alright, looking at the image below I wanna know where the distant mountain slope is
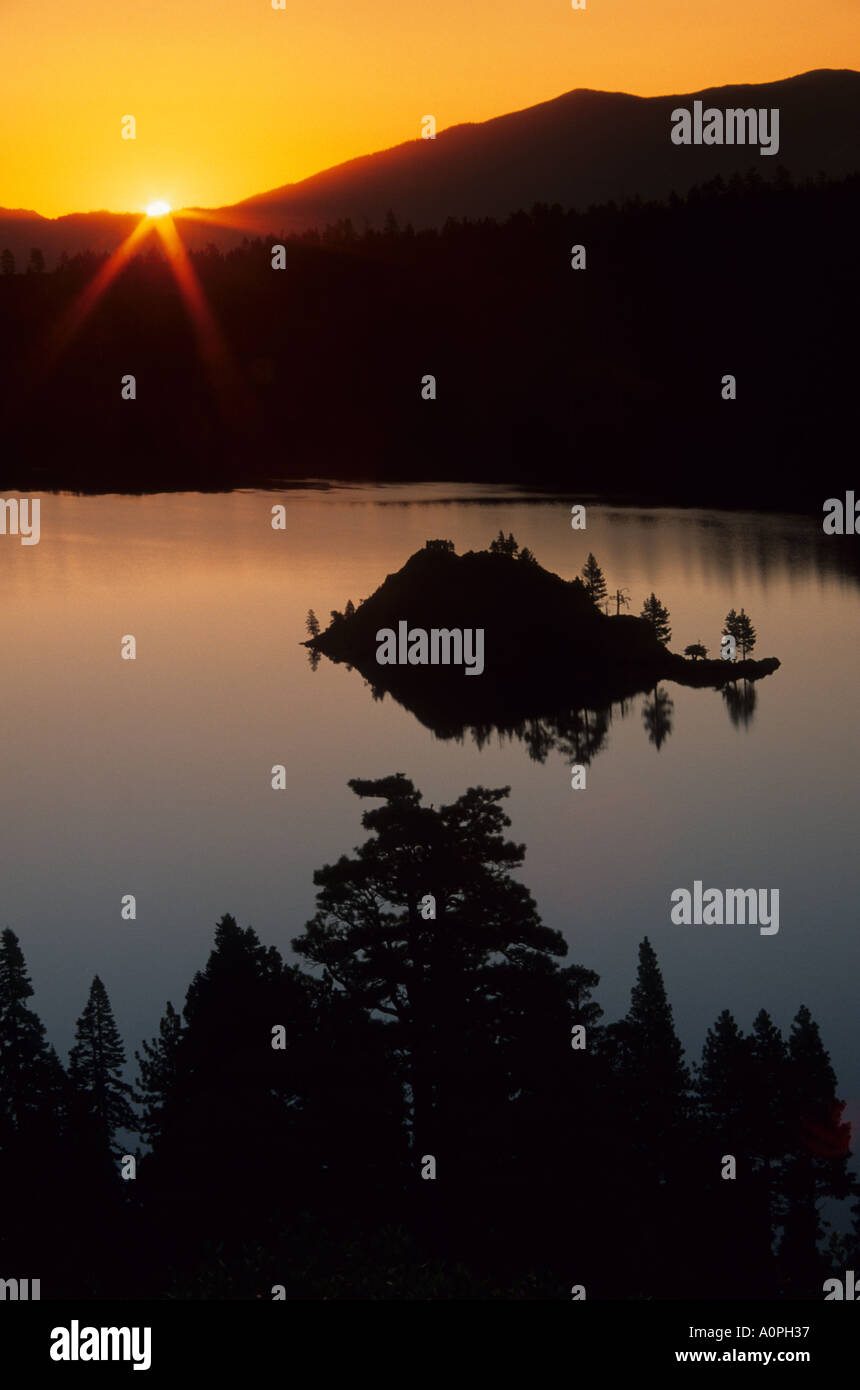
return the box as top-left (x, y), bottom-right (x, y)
top-left (1, 70), bottom-right (857, 264)
top-left (233, 69), bottom-right (860, 232)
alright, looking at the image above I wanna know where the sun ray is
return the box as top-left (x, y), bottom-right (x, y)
top-left (45, 216), bottom-right (155, 365)
top-left (33, 209), bottom-right (250, 434)
top-left (175, 206), bottom-right (265, 232)
top-left (153, 215), bottom-right (248, 426)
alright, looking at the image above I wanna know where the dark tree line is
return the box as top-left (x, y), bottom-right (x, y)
top-left (0, 780), bottom-right (855, 1298)
top-left (0, 169), bottom-right (855, 499)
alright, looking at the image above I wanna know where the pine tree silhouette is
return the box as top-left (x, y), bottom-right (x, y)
top-left (293, 776), bottom-right (564, 1158)
top-left (619, 937), bottom-right (690, 1111)
top-left (134, 1001), bottom-right (184, 1147)
top-left (607, 937), bottom-right (692, 1295)
top-left (293, 774), bottom-right (569, 1261)
top-left (694, 1010), bottom-right (776, 1295)
top-left (640, 592), bottom-right (671, 643)
top-left (779, 1004), bottom-right (853, 1295)
top-left (0, 928), bottom-right (66, 1142)
top-left (0, 929), bottom-right (71, 1279)
top-left (747, 1009), bottom-right (789, 1177)
top-left (69, 975), bottom-right (137, 1158)
top-left (580, 552), bottom-right (608, 605)
top-left (696, 1009), bottom-right (749, 1144)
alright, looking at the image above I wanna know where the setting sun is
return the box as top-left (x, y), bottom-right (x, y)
top-left (146, 201), bottom-right (171, 218)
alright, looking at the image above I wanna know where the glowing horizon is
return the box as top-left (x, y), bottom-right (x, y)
top-left (3, 0), bottom-right (858, 219)
top-left (43, 210), bottom-right (243, 430)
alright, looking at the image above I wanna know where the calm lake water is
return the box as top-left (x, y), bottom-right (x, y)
top-left (3, 483), bottom-right (859, 1164)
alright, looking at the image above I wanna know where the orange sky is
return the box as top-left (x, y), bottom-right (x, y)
top-left (3, 0), bottom-right (857, 219)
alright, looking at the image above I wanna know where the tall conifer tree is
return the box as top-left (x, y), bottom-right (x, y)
top-left (580, 552), bottom-right (608, 605)
top-left (0, 928), bottom-right (66, 1144)
top-left (69, 975), bottom-right (137, 1158)
top-left (779, 1005), bottom-right (852, 1294)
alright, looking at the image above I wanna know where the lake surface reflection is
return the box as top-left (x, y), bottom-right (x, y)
top-left (2, 483), bottom-right (858, 1167)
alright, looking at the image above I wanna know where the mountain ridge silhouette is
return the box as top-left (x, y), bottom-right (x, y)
top-left (2, 69), bottom-right (857, 264)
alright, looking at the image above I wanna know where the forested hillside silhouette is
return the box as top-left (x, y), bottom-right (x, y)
top-left (0, 776), bottom-right (855, 1299)
top-left (0, 170), bottom-right (855, 501)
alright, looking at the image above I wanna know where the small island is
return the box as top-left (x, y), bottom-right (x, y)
top-left (304, 537), bottom-right (780, 739)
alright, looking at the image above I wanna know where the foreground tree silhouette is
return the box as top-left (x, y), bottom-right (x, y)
top-left (133, 1001), bottom-right (184, 1147)
top-left (59, 974), bottom-right (141, 1294)
top-left (0, 934), bottom-right (68, 1195)
top-left (136, 913), bottom-right (405, 1294)
top-left (779, 1004), bottom-right (852, 1295)
top-left (613, 937), bottom-right (691, 1148)
top-left (0, 928), bottom-right (66, 1144)
top-left (746, 1010), bottom-right (790, 1220)
top-left (69, 975), bottom-right (137, 1160)
top-left (0, 896), bottom-right (850, 1297)
top-left (696, 1009), bottom-right (749, 1142)
top-left (693, 1010), bottom-right (776, 1294)
top-left (291, 774), bottom-right (568, 1257)
top-left (136, 917), bottom-right (299, 1282)
top-left (0, 930), bottom-right (70, 1276)
top-left (607, 937), bottom-right (692, 1294)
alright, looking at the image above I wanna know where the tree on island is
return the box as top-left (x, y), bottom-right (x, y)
top-left (580, 552), bottom-right (608, 605)
top-left (640, 592), bottom-right (672, 643)
top-left (306, 609), bottom-right (321, 638)
top-left (684, 641), bottom-right (708, 660)
top-left (724, 607), bottom-right (757, 659)
top-left (612, 587), bottom-right (631, 615)
top-left (489, 530), bottom-right (519, 558)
